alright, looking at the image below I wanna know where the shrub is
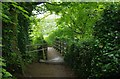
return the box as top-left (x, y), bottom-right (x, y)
top-left (92, 3), bottom-right (120, 78)
top-left (64, 40), bottom-right (95, 79)
top-left (64, 3), bottom-right (120, 79)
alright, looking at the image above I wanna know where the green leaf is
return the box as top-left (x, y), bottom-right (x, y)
top-left (2, 69), bottom-right (12, 78)
top-left (11, 3), bottom-right (28, 14)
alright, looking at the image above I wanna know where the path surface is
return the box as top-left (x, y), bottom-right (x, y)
top-left (24, 47), bottom-right (76, 77)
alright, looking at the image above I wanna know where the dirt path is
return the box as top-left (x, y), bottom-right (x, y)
top-left (24, 47), bottom-right (76, 77)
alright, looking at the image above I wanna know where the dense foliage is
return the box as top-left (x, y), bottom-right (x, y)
top-left (92, 3), bottom-right (120, 78)
top-left (45, 2), bottom-right (120, 79)
top-left (2, 2), bottom-right (39, 78)
top-left (1, 2), bottom-right (120, 79)
top-left (47, 3), bottom-right (103, 39)
top-left (64, 3), bottom-right (120, 79)
top-left (2, 2), bottom-right (27, 75)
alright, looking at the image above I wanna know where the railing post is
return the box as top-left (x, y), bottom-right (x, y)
top-left (42, 48), bottom-right (45, 60)
top-left (53, 38), bottom-right (67, 56)
top-left (60, 40), bottom-right (61, 54)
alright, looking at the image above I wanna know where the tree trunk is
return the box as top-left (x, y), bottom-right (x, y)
top-left (9, 7), bottom-right (25, 75)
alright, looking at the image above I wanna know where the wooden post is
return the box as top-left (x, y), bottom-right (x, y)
top-left (42, 48), bottom-right (45, 60)
top-left (60, 40), bottom-right (61, 53)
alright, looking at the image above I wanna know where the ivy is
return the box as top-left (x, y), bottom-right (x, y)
top-left (0, 57), bottom-right (12, 79)
top-left (2, 2), bottom-right (36, 78)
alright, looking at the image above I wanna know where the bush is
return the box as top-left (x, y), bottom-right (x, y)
top-left (92, 3), bottom-right (120, 78)
top-left (64, 40), bottom-right (95, 79)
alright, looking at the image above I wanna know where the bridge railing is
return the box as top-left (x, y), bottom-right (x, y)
top-left (53, 39), bottom-right (67, 56)
top-left (25, 43), bottom-right (48, 61)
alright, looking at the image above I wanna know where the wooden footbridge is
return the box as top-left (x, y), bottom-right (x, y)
top-left (17, 39), bottom-right (77, 78)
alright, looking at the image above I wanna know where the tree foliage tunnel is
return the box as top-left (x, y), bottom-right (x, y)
top-left (1, 2), bottom-right (120, 79)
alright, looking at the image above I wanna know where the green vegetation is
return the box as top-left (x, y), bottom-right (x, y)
top-left (0, 57), bottom-right (12, 79)
top-left (1, 2), bottom-right (120, 79)
top-left (2, 2), bottom-right (38, 78)
top-left (45, 2), bottom-right (120, 79)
